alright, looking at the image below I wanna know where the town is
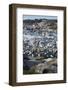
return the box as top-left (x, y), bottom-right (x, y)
top-left (23, 18), bottom-right (57, 74)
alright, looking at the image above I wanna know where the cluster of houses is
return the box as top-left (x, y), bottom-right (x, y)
top-left (23, 19), bottom-right (57, 59)
top-left (23, 19), bottom-right (57, 74)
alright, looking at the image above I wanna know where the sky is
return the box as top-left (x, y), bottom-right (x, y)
top-left (23, 15), bottom-right (57, 20)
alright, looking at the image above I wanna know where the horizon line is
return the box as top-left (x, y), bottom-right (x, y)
top-left (23, 15), bottom-right (57, 20)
